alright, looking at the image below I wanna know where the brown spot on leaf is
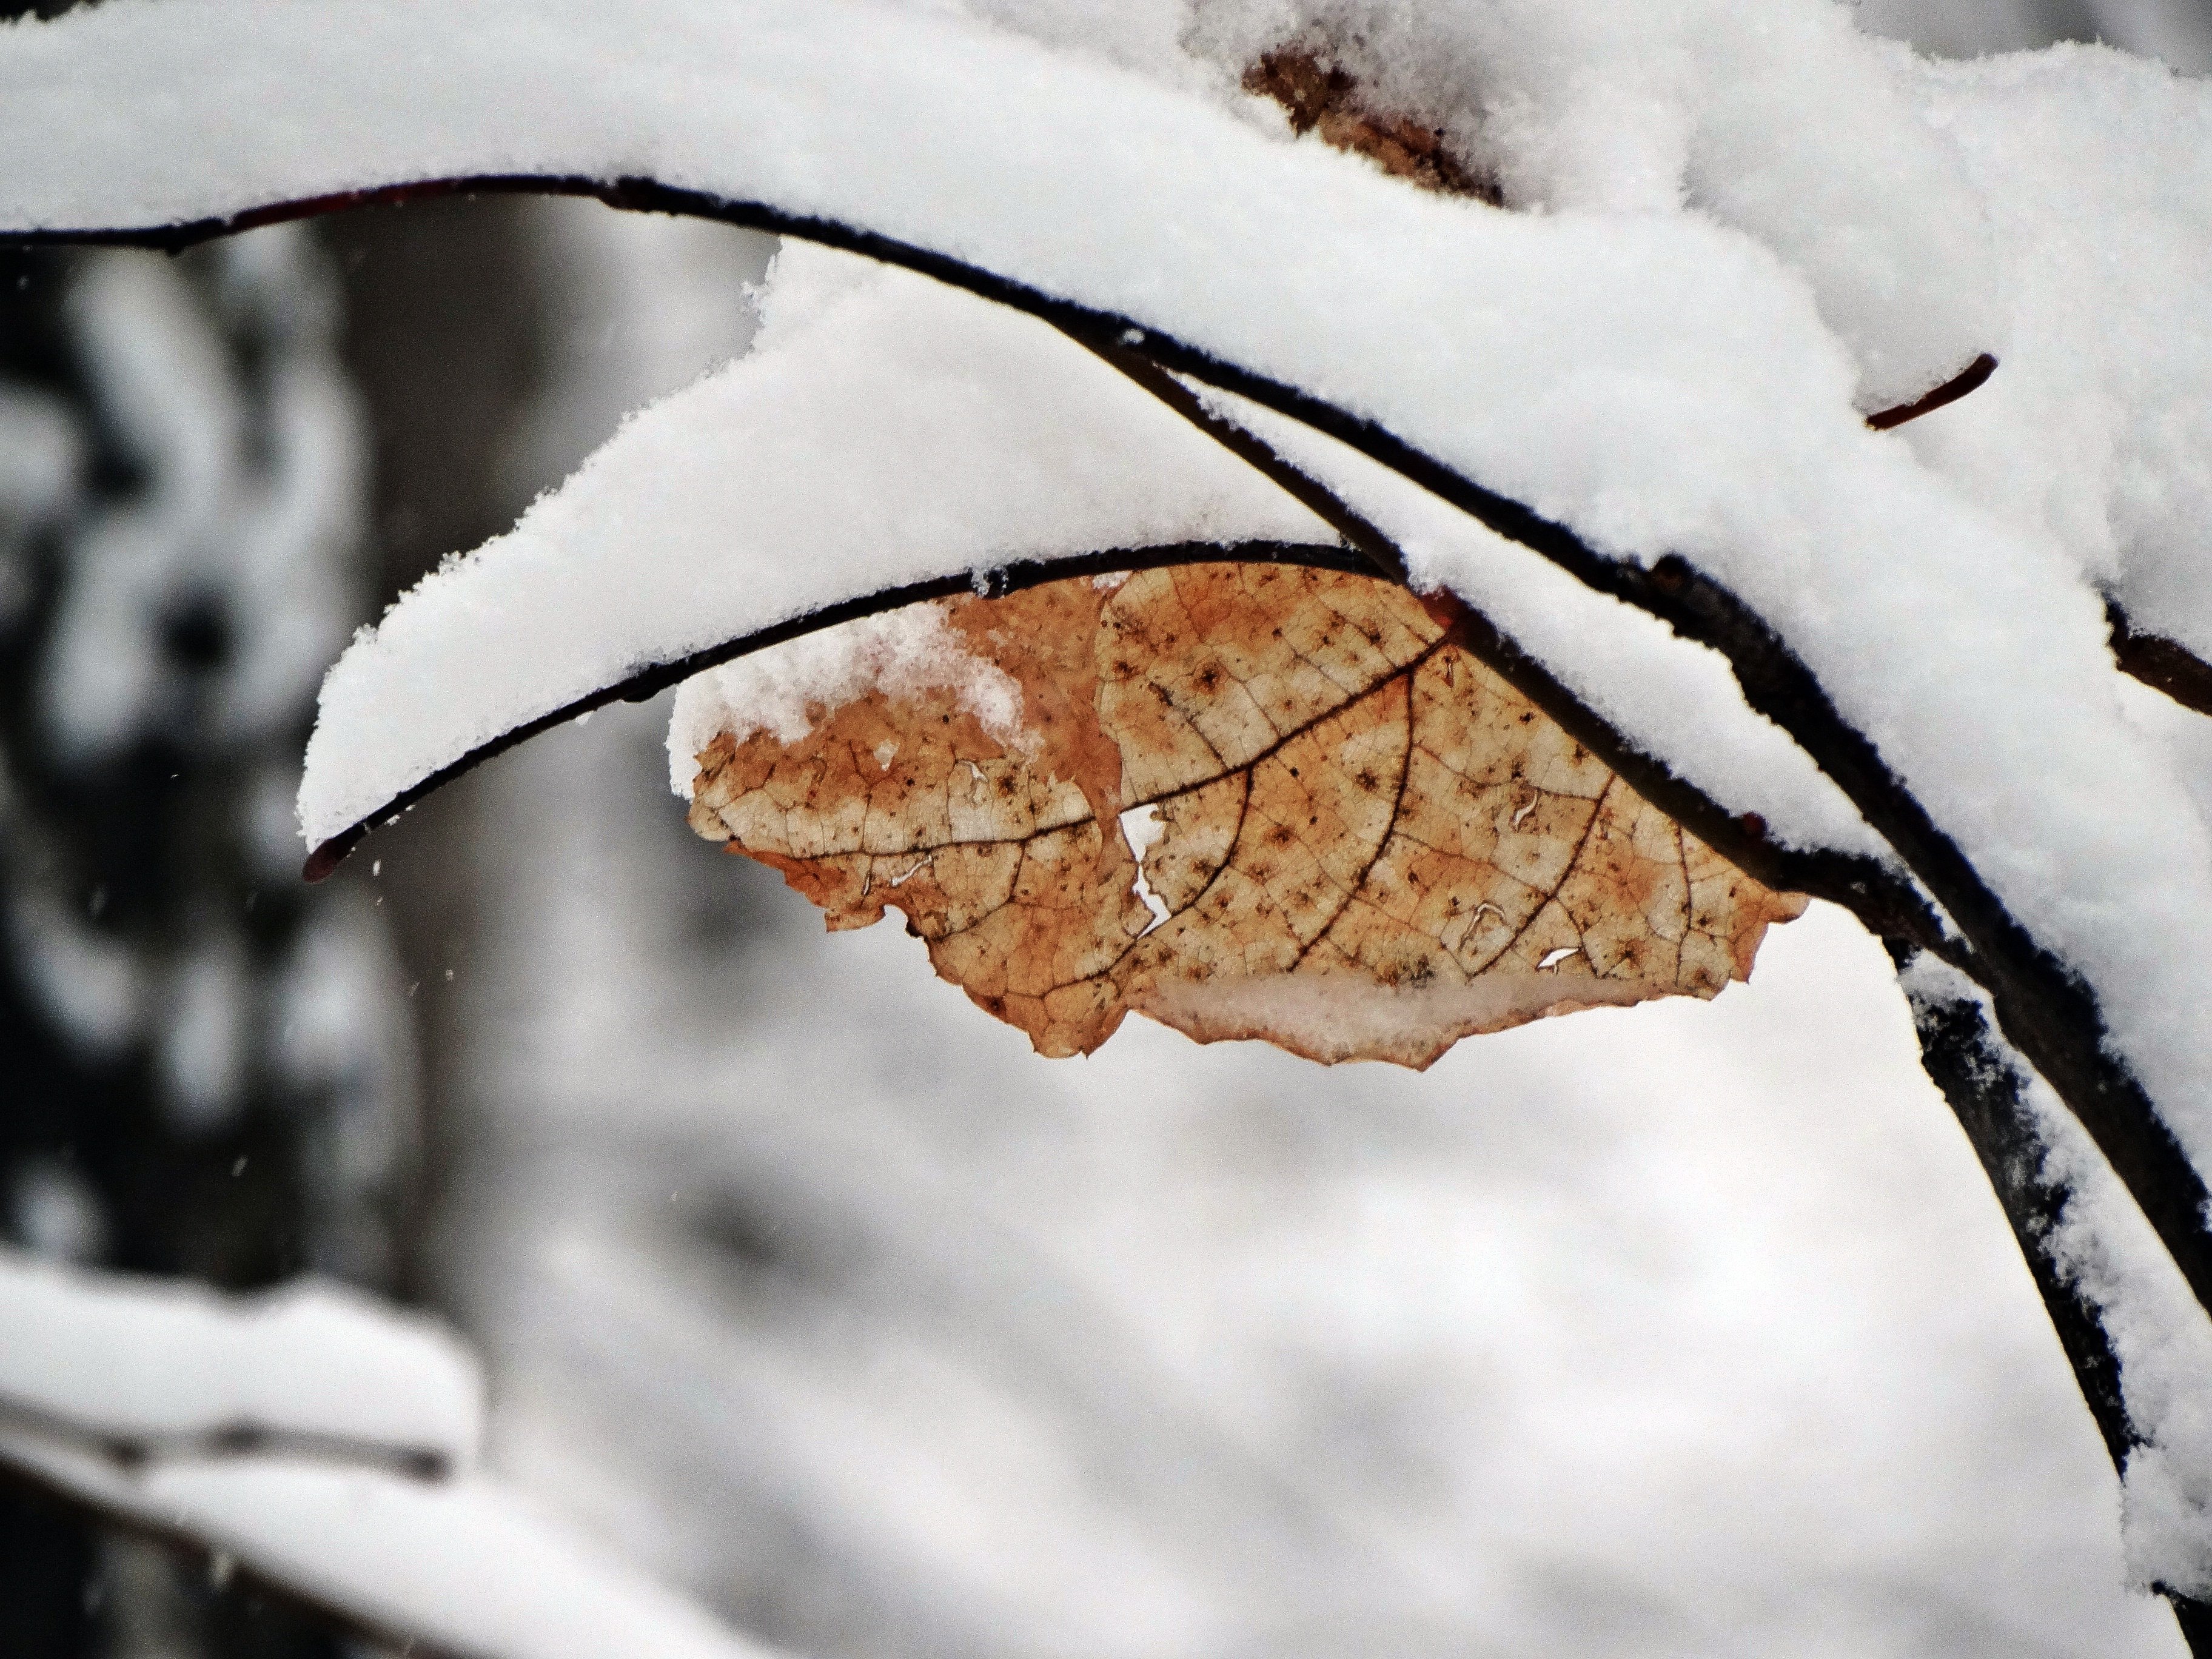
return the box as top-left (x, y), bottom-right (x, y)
top-left (689, 566), bottom-right (1805, 1067)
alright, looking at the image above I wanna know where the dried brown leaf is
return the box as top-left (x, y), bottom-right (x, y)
top-left (688, 565), bottom-right (1805, 1068)
top-left (1242, 47), bottom-right (1503, 205)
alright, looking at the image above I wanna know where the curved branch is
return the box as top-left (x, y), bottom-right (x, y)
top-left (1904, 964), bottom-right (2133, 1459)
top-left (300, 539), bottom-right (1371, 879)
top-left (1604, 555), bottom-right (2212, 1324)
top-left (21, 174), bottom-right (2204, 1330)
top-left (1107, 363), bottom-right (2212, 1326)
top-left (1064, 331), bottom-right (2212, 1335)
top-left (0, 1395), bottom-right (452, 1481)
top-left (1072, 334), bottom-right (1965, 962)
top-left (1088, 263), bottom-right (2212, 1638)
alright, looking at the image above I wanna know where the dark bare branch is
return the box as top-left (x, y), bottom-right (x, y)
top-left (301, 539), bottom-right (1371, 880)
top-left (1070, 333), bottom-right (1965, 963)
top-left (1865, 352), bottom-right (1999, 431)
top-left (0, 1395), bottom-right (452, 1481)
top-left (2108, 598), bottom-right (2212, 719)
top-left (1594, 555), bottom-right (2212, 1327)
top-left (1070, 337), bottom-right (1412, 584)
top-left (1117, 318), bottom-right (2212, 1322)
top-left (1065, 328), bottom-right (2212, 1334)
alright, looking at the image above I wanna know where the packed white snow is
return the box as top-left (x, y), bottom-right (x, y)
top-left (0, 1245), bottom-right (776, 1658)
top-left (1892, 47), bottom-right (2212, 663)
top-left (300, 242), bottom-right (1325, 836)
top-left (658, 252), bottom-right (1880, 859)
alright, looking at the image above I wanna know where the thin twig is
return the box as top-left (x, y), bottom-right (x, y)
top-left (2108, 598), bottom-right (2212, 719)
top-left (1070, 338), bottom-right (1412, 583)
top-left (1865, 352), bottom-right (1999, 431)
top-left (0, 1395), bottom-right (454, 1481)
top-left (298, 540), bottom-right (1369, 879)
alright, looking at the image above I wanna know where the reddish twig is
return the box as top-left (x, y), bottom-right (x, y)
top-left (1865, 352), bottom-right (1999, 431)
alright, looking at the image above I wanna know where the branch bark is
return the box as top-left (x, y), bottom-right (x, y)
top-left (1865, 352), bottom-right (1999, 431)
top-left (0, 1395), bottom-right (454, 1481)
top-left (1070, 335), bottom-right (1963, 960)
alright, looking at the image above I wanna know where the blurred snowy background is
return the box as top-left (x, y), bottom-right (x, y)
top-left (2, 1), bottom-right (2208, 1654)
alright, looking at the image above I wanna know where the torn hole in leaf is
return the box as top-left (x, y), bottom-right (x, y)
top-left (684, 563), bottom-right (1805, 1068)
top-left (1119, 803), bottom-right (1172, 938)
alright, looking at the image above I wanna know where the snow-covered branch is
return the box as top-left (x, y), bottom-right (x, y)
top-left (0, 1252), bottom-right (785, 1659)
top-left (1900, 960), bottom-right (2212, 1640)
top-left (298, 538), bottom-right (1372, 880)
top-left (1073, 333), bottom-right (1960, 956)
top-left (0, 1253), bottom-right (477, 1475)
top-left (8, 0), bottom-right (2204, 1319)
top-left (7, 0), bottom-right (2212, 1608)
top-left (2108, 601), bottom-right (2212, 722)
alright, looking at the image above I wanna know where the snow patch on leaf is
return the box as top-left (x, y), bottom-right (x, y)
top-left (669, 605), bottom-right (1024, 796)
